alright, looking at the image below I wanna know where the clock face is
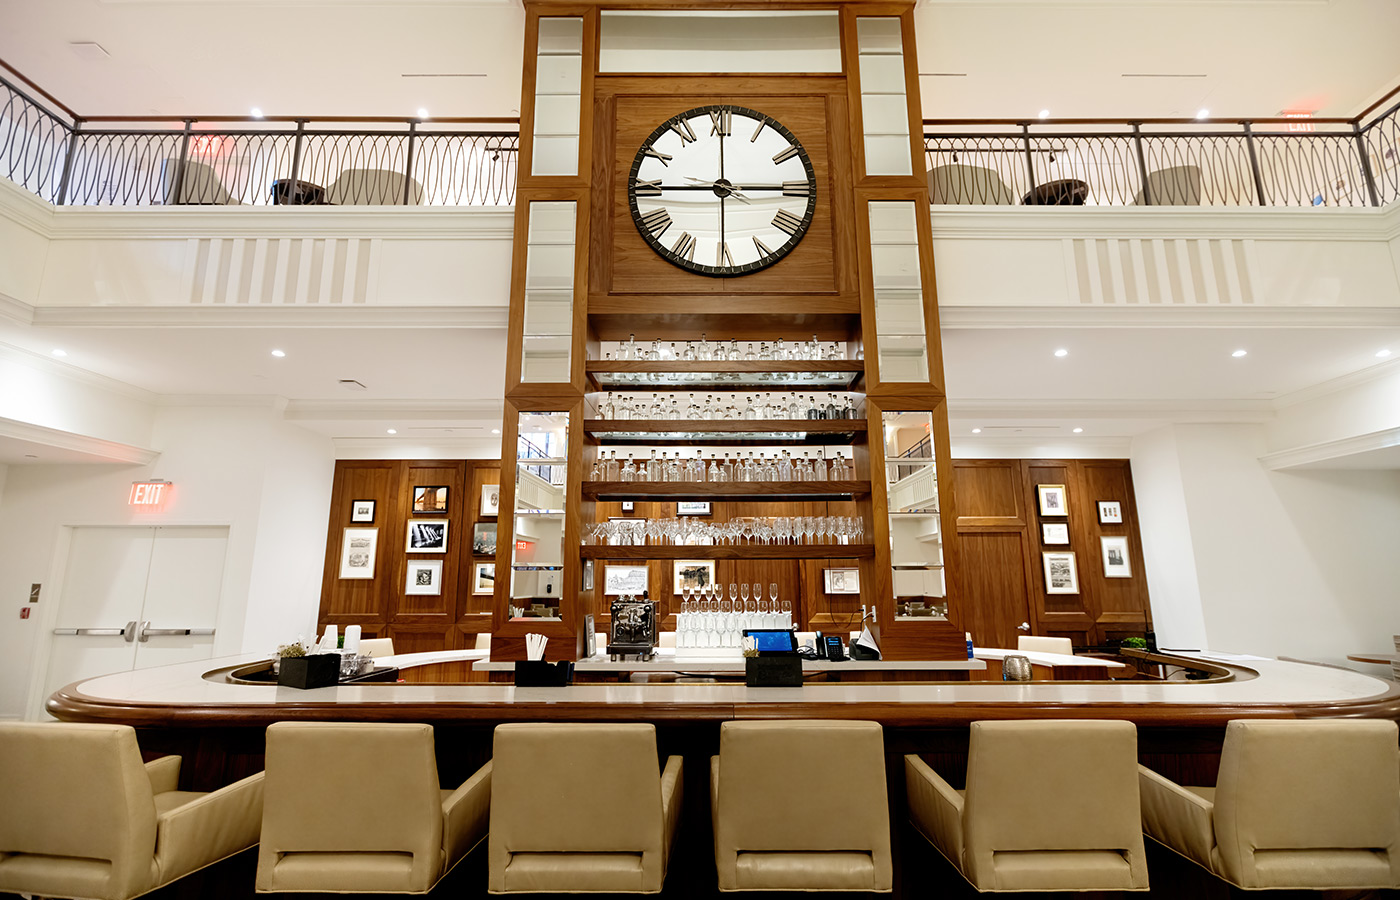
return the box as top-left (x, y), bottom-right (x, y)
top-left (628, 105), bottom-right (816, 277)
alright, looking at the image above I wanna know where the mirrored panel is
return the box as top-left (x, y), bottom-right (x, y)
top-left (856, 17), bottom-right (912, 176)
top-left (599, 10), bottom-right (840, 73)
top-left (531, 18), bottom-right (582, 176)
top-left (511, 411), bottom-right (569, 620)
top-left (520, 201), bottom-right (576, 382)
top-left (881, 410), bottom-right (944, 620)
top-left (868, 201), bottom-right (929, 382)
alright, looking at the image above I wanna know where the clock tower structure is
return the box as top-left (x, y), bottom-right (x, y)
top-left (490, 1), bottom-right (961, 661)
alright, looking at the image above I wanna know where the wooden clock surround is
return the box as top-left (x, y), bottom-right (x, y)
top-left (492, 1), bottom-right (963, 661)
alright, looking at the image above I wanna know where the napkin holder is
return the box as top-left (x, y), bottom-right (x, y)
top-left (514, 660), bottom-right (574, 687)
top-left (745, 656), bottom-right (803, 687)
top-left (277, 653), bottom-right (340, 689)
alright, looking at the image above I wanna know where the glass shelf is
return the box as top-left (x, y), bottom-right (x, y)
top-left (580, 544), bottom-right (875, 560)
top-left (587, 360), bottom-right (864, 391)
top-left (583, 480), bottom-right (872, 501)
top-left (585, 418), bottom-right (866, 445)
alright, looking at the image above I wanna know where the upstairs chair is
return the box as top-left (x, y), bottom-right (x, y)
top-left (360, 637), bottom-right (395, 658)
top-left (161, 158), bottom-right (243, 205)
top-left (1139, 719), bottom-right (1400, 890)
top-left (326, 168), bottom-right (425, 205)
top-left (713, 720), bottom-right (892, 892)
top-left (0, 722), bottom-right (264, 900)
top-left (906, 720), bottom-right (1149, 892)
top-left (489, 723), bottom-right (682, 893)
top-left (928, 164), bottom-right (1015, 205)
top-left (1133, 165), bottom-right (1202, 206)
top-left (1017, 635), bottom-right (1074, 655)
top-left (257, 722), bottom-right (491, 893)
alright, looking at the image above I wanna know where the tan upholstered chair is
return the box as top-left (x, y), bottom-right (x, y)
top-left (928, 164), bottom-right (1015, 205)
top-left (1133, 165), bottom-right (1202, 206)
top-left (0, 722), bottom-right (264, 900)
top-left (906, 720), bottom-right (1149, 892)
top-left (161, 158), bottom-right (243, 205)
top-left (1140, 719), bottom-right (1400, 890)
top-left (712, 720), bottom-right (892, 892)
top-left (360, 637), bottom-right (395, 658)
top-left (488, 723), bottom-right (681, 893)
top-left (1017, 635), bottom-right (1073, 655)
top-left (326, 168), bottom-right (425, 205)
top-left (257, 722), bottom-right (490, 893)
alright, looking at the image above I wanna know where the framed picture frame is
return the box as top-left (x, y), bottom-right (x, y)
top-left (406, 519), bottom-right (448, 553)
top-left (584, 613), bottom-right (596, 657)
top-left (472, 562), bottom-right (496, 595)
top-left (823, 567), bottom-right (861, 594)
top-left (1042, 551), bottom-right (1080, 594)
top-left (338, 528), bottom-right (378, 579)
top-left (349, 499), bottom-right (375, 523)
top-left (676, 501), bottom-right (712, 516)
top-left (1098, 501), bottom-right (1123, 525)
top-left (413, 485), bottom-right (448, 513)
top-left (479, 484), bottom-right (500, 517)
top-left (1101, 536), bottom-right (1133, 578)
top-left (1041, 523), bottom-right (1070, 545)
top-left (1037, 484), bottom-right (1068, 517)
top-left (472, 522), bottom-right (497, 556)
top-left (603, 565), bottom-right (648, 596)
top-left (405, 560), bottom-right (443, 596)
top-left (620, 500), bottom-right (635, 513)
top-left (673, 559), bottom-right (716, 594)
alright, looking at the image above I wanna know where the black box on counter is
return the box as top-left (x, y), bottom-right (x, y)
top-left (514, 660), bottom-right (574, 687)
top-left (276, 654), bottom-right (340, 690)
top-left (745, 656), bottom-right (803, 687)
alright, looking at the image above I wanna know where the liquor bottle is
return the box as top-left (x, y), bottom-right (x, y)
top-left (740, 397), bottom-right (757, 420)
top-left (590, 457), bottom-right (603, 480)
top-left (698, 333), bottom-right (712, 361)
top-left (722, 454), bottom-right (734, 481)
top-left (842, 397), bottom-right (855, 419)
top-left (649, 340), bottom-right (662, 361)
top-left (681, 341), bottom-right (696, 362)
top-left (600, 392), bottom-right (615, 419)
top-left (648, 449), bottom-right (661, 482)
top-left (686, 398), bottom-right (701, 419)
top-left (777, 451), bottom-right (793, 481)
top-left (707, 456), bottom-right (722, 483)
top-left (714, 340), bottom-right (728, 361)
top-left (814, 449), bottom-right (829, 480)
top-left (624, 334), bottom-right (638, 360)
top-left (776, 338), bottom-right (789, 361)
top-left (701, 397), bottom-right (714, 420)
top-left (825, 396), bottom-right (839, 420)
top-left (667, 342), bottom-right (679, 361)
top-left (667, 398), bottom-right (682, 420)
top-left (604, 451), bottom-right (620, 481)
top-left (786, 394), bottom-right (802, 419)
top-left (620, 455), bottom-right (636, 483)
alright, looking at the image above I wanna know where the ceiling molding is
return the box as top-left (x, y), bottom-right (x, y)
top-left (0, 341), bottom-right (158, 404)
top-left (285, 398), bottom-right (504, 422)
top-left (27, 304), bottom-right (509, 329)
top-left (948, 398), bottom-right (1275, 423)
top-left (950, 435), bottom-right (1133, 459)
top-left (1260, 426), bottom-right (1400, 470)
top-left (0, 178), bottom-right (56, 236)
top-left (939, 305), bottom-right (1400, 330)
top-left (1270, 357), bottom-right (1400, 409)
top-left (0, 417), bottom-right (159, 465)
top-left (331, 437), bottom-right (504, 460)
top-left (155, 394), bottom-right (284, 408)
top-left (0, 293), bottom-right (37, 326)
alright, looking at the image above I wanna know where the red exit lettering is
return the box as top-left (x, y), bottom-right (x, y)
top-left (129, 481), bottom-right (170, 507)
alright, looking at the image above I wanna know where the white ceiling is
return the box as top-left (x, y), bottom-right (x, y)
top-left (0, 0), bottom-right (1395, 120)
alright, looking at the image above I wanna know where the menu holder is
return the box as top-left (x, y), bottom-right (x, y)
top-left (745, 656), bottom-right (803, 688)
top-left (514, 660), bottom-right (574, 687)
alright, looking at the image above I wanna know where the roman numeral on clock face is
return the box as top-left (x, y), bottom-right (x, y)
top-left (668, 118), bottom-right (697, 145)
top-left (717, 242), bottom-right (734, 268)
top-left (643, 147), bottom-right (673, 166)
top-left (772, 209), bottom-right (804, 235)
top-left (772, 145), bottom-right (800, 165)
top-left (633, 178), bottom-right (663, 197)
top-left (750, 118), bottom-right (767, 142)
top-left (752, 236), bottom-right (774, 259)
top-left (672, 232), bottom-right (696, 261)
top-left (640, 207), bottom-right (672, 239)
top-left (709, 109), bottom-right (731, 137)
top-left (782, 180), bottom-right (811, 197)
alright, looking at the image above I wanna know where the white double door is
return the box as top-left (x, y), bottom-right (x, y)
top-left (40, 526), bottom-right (227, 711)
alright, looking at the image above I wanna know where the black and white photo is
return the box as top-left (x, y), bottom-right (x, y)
top-left (405, 560), bottom-right (443, 595)
top-left (406, 520), bottom-right (448, 552)
top-left (1037, 484), bottom-right (1068, 517)
top-left (480, 484), bottom-right (500, 516)
top-left (338, 528), bottom-right (377, 579)
top-left (350, 500), bottom-right (375, 523)
top-left (1101, 536), bottom-right (1132, 578)
top-left (1042, 523), bottom-right (1070, 545)
top-left (1042, 551), bottom-right (1079, 594)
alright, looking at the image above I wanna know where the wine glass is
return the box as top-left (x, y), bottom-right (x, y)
top-left (729, 583), bottom-right (739, 607)
top-left (752, 584), bottom-right (761, 610)
top-left (769, 583), bottom-right (779, 608)
top-left (803, 516), bottom-right (818, 546)
top-left (740, 584), bottom-right (749, 608)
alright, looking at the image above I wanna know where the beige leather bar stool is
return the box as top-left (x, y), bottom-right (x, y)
top-left (1016, 635), bottom-right (1073, 655)
top-left (360, 637), bottom-right (395, 658)
top-left (906, 720), bottom-right (1149, 892)
top-left (257, 722), bottom-right (491, 893)
top-left (0, 722), bottom-right (264, 900)
top-left (1140, 719), bottom-right (1400, 890)
top-left (712, 720), bottom-right (892, 892)
top-left (488, 723), bottom-right (682, 893)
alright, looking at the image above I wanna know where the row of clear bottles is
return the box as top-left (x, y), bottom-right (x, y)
top-left (598, 392), bottom-right (857, 421)
top-left (610, 334), bottom-right (850, 363)
top-left (591, 450), bottom-right (855, 482)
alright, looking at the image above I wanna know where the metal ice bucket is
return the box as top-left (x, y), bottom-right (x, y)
top-left (1002, 654), bottom-right (1033, 682)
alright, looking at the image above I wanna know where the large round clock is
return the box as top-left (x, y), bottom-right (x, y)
top-left (628, 105), bottom-right (816, 277)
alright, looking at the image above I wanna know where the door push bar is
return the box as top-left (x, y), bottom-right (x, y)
top-left (53, 621), bottom-right (215, 642)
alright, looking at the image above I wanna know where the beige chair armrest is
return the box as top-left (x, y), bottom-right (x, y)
top-left (442, 760), bottom-right (492, 868)
top-left (905, 755), bottom-right (965, 868)
top-left (153, 771), bottom-right (265, 886)
top-left (660, 755), bottom-right (684, 868)
top-left (1138, 764), bottom-right (1216, 870)
top-left (145, 755), bottom-right (183, 795)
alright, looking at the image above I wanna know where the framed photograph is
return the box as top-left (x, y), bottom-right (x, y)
top-left (823, 567), bottom-right (861, 594)
top-left (405, 560), bottom-right (443, 596)
top-left (1042, 551), bottom-right (1080, 594)
top-left (1037, 484), bottom-right (1068, 517)
top-left (350, 500), bottom-right (375, 523)
top-left (473, 563), bottom-right (496, 595)
top-left (1041, 523), bottom-right (1070, 545)
top-left (620, 500), bottom-right (635, 513)
top-left (1101, 536), bottom-right (1133, 578)
top-left (472, 522), bottom-right (497, 556)
top-left (479, 484), bottom-right (500, 517)
top-left (413, 485), bottom-right (448, 513)
top-left (406, 520), bottom-right (448, 553)
top-left (583, 560), bottom-right (594, 592)
top-left (584, 613), bottom-right (596, 657)
top-left (339, 528), bottom-right (378, 579)
top-left (676, 501), bottom-right (712, 516)
top-left (673, 560), bottom-right (716, 594)
top-left (603, 565), bottom-right (648, 596)
top-left (1098, 501), bottom-right (1123, 525)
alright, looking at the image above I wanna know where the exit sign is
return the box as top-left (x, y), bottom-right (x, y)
top-left (129, 480), bottom-right (171, 508)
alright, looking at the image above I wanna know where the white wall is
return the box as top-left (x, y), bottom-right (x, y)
top-left (1132, 423), bottom-right (1400, 667)
top-left (0, 403), bottom-right (334, 719)
top-left (0, 345), bottom-right (155, 450)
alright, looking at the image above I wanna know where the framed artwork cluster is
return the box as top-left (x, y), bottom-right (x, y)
top-left (1033, 481), bottom-right (1135, 593)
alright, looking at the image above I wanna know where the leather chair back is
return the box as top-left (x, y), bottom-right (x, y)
top-left (258, 722), bottom-right (444, 892)
top-left (714, 720), bottom-right (891, 886)
top-left (1135, 165), bottom-right (1202, 206)
top-left (963, 720), bottom-right (1147, 889)
top-left (359, 637), bottom-right (395, 658)
top-left (1213, 719), bottom-right (1400, 887)
top-left (326, 168), bottom-right (425, 205)
top-left (928, 164), bottom-right (1015, 205)
top-left (0, 722), bottom-right (159, 900)
top-left (1017, 635), bottom-right (1073, 655)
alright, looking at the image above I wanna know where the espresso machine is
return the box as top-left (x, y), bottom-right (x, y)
top-left (607, 593), bottom-right (658, 661)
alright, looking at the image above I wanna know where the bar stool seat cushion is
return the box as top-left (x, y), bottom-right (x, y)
top-left (502, 851), bottom-right (646, 892)
top-left (735, 851), bottom-right (877, 890)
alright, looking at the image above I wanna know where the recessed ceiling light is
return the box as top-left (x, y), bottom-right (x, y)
top-left (417, 108), bottom-right (429, 119)
top-left (1232, 349), bottom-right (1248, 358)
top-left (250, 107), bottom-right (263, 118)
top-left (1196, 108), bottom-right (1210, 120)
top-left (1073, 427), bottom-right (1084, 434)
top-left (1039, 109), bottom-right (1050, 120)
top-left (51, 349), bottom-right (67, 357)
top-left (270, 349), bottom-right (285, 358)
top-left (1053, 348), bottom-right (1068, 358)
top-left (491, 428), bottom-right (501, 435)
top-left (1377, 349), bottom-right (1392, 358)
top-left (971, 428), bottom-right (982, 434)
top-left (386, 428), bottom-right (397, 435)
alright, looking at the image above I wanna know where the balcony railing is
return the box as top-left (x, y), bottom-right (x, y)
top-left (923, 86), bottom-right (1399, 208)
